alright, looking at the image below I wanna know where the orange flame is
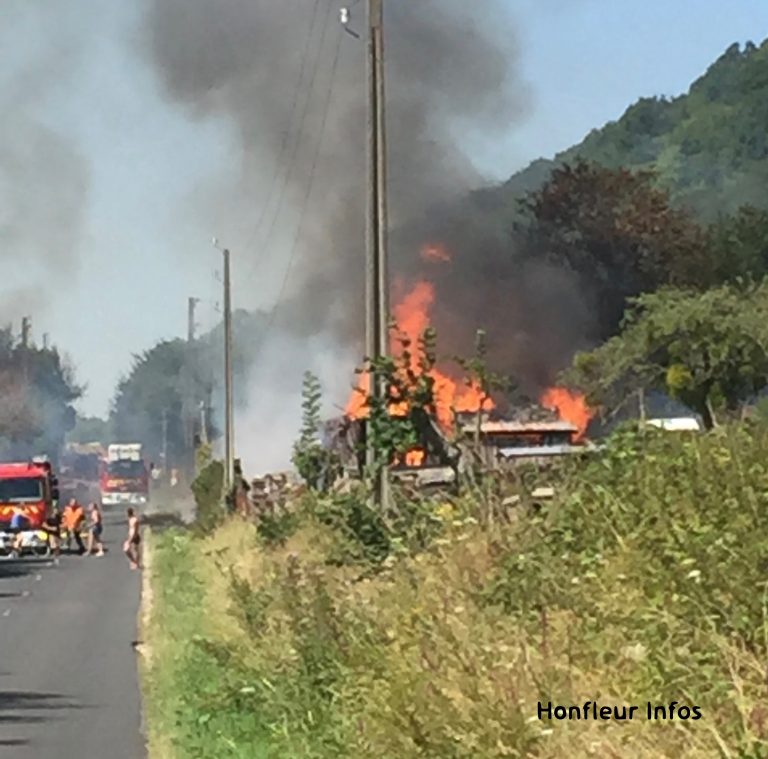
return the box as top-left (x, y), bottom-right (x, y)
top-left (345, 274), bottom-right (494, 431)
top-left (404, 449), bottom-right (425, 467)
top-left (421, 243), bottom-right (451, 264)
top-left (540, 387), bottom-right (593, 440)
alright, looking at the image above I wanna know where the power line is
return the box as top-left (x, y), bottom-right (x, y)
top-left (241, 0), bottom-right (325, 257)
top-left (253, 24), bottom-right (344, 349)
top-left (246, 0), bottom-right (337, 276)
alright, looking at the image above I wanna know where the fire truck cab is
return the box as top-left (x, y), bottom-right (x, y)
top-left (100, 444), bottom-right (149, 507)
top-left (0, 458), bottom-right (60, 530)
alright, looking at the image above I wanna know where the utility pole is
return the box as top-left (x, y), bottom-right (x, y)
top-left (222, 248), bottom-right (235, 493)
top-left (199, 401), bottom-right (209, 447)
top-left (185, 296), bottom-right (201, 476)
top-left (187, 297), bottom-right (199, 343)
top-left (161, 409), bottom-right (168, 468)
top-left (365, 0), bottom-right (390, 507)
top-left (20, 317), bottom-right (30, 349)
top-left (20, 317), bottom-right (31, 384)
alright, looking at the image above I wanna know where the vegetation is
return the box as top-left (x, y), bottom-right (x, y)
top-left (110, 309), bottom-right (267, 470)
top-left (110, 339), bottom-right (211, 468)
top-left (142, 39), bottom-right (768, 759)
top-left (190, 457), bottom-right (225, 535)
top-left (566, 282), bottom-right (768, 428)
top-left (506, 39), bottom-right (768, 219)
top-left (292, 372), bottom-right (340, 492)
top-left (145, 422), bottom-right (768, 758)
top-left (0, 326), bottom-right (81, 461)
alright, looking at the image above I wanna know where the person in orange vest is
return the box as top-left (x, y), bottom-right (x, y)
top-left (62, 498), bottom-right (86, 555)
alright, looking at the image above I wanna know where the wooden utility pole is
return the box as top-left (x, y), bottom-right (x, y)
top-left (161, 409), bottom-right (168, 467)
top-left (187, 297), bottom-right (199, 342)
top-left (365, 0), bottom-right (390, 507)
top-left (20, 316), bottom-right (31, 384)
top-left (20, 317), bottom-right (30, 348)
top-left (222, 249), bottom-right (235, 493)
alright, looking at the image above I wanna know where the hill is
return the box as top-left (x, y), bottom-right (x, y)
top-left (504, 39), bottom-right (768, 219)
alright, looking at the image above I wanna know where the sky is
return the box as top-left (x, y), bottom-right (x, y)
top-left (3, 0), bottom-right (768, 429)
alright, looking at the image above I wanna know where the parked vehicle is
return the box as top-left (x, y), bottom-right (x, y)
top-left (0, 458), bottom-right (60, 531)
top-left (100, 444), bottom-right (149, 507)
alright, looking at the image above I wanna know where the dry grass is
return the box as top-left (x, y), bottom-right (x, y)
top-left (152, 516), bottom-right (753, 758)
top-left (142, 425), bottom-right (768, 757)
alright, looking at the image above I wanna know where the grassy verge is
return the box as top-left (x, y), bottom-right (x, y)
top-left (143, 424), bottom-right (768, 758)
top-left (143, 527), bottom-right (274, 758)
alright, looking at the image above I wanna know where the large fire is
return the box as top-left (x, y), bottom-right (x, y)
top-left (540, 387), bottom-right (593, 440)
top-left (345, 276), bottom-right (493, 429)
top-left (346, 243), bottom-right (595, 451)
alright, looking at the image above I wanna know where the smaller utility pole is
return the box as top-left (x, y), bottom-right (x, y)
top-left (20, 316), bottom-right (31, 384)
top-left (199, 401), bottom-right (209, 447)
top-left (161, 409), bottom-right (168, 468)
top-left (223, 249), bottom-right (234, 493)
top-left (20, 317), bottom-right (30, 348)
top-left (187, 297), bottom-right (199, 343)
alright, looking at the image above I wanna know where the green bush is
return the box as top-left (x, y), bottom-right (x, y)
top-left (314, 488), bottom-right (392, 566)
top-left (190, 459), bottom-right (225, 535)
top-left (256, 508), bottom-right (301, 548)
top-left (482, 423), bottom-right (768, 738)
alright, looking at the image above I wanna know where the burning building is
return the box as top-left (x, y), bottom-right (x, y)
top-left (456, 416), bottom-right (586, 471)
top-left (329, 267), bottom-right (596, 490)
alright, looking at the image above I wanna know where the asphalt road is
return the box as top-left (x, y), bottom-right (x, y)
top-left (0, 507), bottom-right (145, 758)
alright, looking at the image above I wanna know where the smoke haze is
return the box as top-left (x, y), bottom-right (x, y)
top-left (143, 0), bottom-right (592, 437)
top-left (0, 3), bottom-right (89, 321)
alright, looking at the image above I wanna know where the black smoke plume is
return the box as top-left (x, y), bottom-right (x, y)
top-left (144, 0), bottom-right (589, 399)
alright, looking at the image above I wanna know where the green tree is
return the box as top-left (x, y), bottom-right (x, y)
top-left (292, 371), bottom-right (339, 491)
top-left (520, 161), bottom-right (711, 337)
top-left (361, 326), bottom-right (460, 474)
top-left (110, 340), bottom-right (215, 467)
top-left (0, 329), bottom-right (81, 460)
top-left (705, 205), bottom-right (768, 283)
top-left (565, 282), bottom-right (768, 429)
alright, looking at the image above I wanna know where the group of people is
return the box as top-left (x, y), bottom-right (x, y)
top-left (39, 498), bottom-right (104, 558)
top-left (7, 499), bottom-right (142, 569)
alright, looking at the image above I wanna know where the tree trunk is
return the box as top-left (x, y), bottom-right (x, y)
top-left (700, 398), bottom-right (717, 431)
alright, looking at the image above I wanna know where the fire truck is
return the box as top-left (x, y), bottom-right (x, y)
top-left (100, 444), bottom-right (149, 507)
top-left (0, 458), bottom-right (60, 530)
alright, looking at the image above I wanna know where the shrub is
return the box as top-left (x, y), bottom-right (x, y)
top-left (190, 459), bottom-right (224, 535)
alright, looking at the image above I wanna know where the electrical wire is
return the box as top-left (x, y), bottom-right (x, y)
top-left (241, 0), bottom-right (324, 258)
top-left (253, 23), bottom-right (345, 350)
top-left (248, 0), bottom-right (337, 275)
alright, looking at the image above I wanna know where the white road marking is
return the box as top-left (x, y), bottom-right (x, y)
top-left (35, 574), bottom-right (41, 581)
top-left (2, 609), bottom-right (10, 617)
top-left (22, 590), bottom-right (30, 597)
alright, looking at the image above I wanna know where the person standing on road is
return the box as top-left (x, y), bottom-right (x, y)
top-left (64, 498), bottom-right (86, 555)
top-left (42, 506), bottom-right (62, 559)
top-left (123, 507), bottom-right (141, 570)
top-left (87, 502), bottom-right (105, 557)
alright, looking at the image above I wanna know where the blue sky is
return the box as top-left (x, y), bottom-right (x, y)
top-left (4, 0), bottom-right (768, 424)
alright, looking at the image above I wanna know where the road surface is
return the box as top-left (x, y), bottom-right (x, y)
top-left (0, 507), bottom-right (145, 758)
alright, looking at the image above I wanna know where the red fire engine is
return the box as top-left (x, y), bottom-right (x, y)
top-left (0, 459), bottom-right (60, 530)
